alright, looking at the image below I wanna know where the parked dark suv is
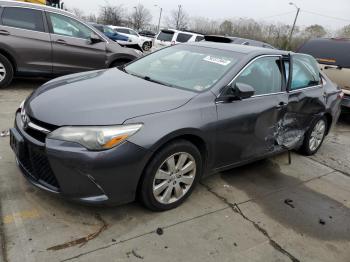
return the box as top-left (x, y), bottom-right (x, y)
top-left (0, 1), bottom-right (141, 88)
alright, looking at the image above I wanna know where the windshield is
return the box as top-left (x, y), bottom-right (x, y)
top-left (124, 45), bottom-right (242, 92)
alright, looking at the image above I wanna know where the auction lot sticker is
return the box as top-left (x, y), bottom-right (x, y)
top-left (203, 56), bottom-right (232, 66)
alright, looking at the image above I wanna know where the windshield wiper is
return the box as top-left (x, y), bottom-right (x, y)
top-left (143, 76), bottom-right (175, 87)
top-left (123, 69), bottom-right (176, 88)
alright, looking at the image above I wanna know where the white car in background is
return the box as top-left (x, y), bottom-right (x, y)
top-left (152, 29), bottom-right (204, 51)
top-left (109, 26), bottom-right (153, 52)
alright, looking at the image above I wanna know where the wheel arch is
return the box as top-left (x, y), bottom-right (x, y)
top-left (0, 48), bottom-right (17, 72)
top-left (135, 130), bottom-right (210, 197)
top-left (108, 54), bottom-right (137, 68)
top-left (323, 112), bottom-right (333, 135)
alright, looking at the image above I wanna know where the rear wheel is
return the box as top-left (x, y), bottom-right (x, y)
top-left (140, 140), bottom-right (202, 211)
top-left (0, 54), bottom-right (14, 88)
top-left (299, 117), bottom-right (327, 156)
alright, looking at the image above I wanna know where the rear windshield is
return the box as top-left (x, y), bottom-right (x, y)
top-left (298, 39), bottom-right (350, 68)
top-left (176, 33), bottom-right (193, 43)
top-left (157, 31), bottom-right (174, 42)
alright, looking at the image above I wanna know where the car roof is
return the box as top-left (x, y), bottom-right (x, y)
top-left (186, 41), bottom-right (288, 56)
top-left (204, 35), bottom-right (276, 49)
top-left (160, 29), bottom-right (203, 36)
top-left (0, 0), bottom-right (72, 16)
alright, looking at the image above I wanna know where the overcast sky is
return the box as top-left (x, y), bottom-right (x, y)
top-left (67, 0), bottom-right (350, 30)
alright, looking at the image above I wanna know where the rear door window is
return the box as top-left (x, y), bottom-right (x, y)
top-left (289, 54), bottom-right (321, 90)
top-left (176, 33), bottom-right (192, 43)
top-left (116, 28), bottom-right (130, 34)
top-left (157, 31), bottom-right (174, 42)
top-left (2, 7), bottom-right (45, 32)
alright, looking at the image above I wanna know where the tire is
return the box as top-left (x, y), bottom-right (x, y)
top-left (0, 54), bottom-right (14, 88)
top-left (140, 140), bottom-right (202, 211)
top-left (142, 41), bottom-right (152, 52)
top-left (110, 60), bottom-right (131, 68)
top-left (299, 116), bottom-right (327, 156)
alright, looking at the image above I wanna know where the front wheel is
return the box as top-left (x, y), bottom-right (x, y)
top-left (299, 117), bottom-right (327, 156)
top-left (140, 140), bottom-right (202, 211)
top-left (0, 54), bottom-right (14, 88)
top-left (142, 41), bottom-right (152, 52)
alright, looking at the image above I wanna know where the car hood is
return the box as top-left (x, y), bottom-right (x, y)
top-left (25, 69), bottom-right (196, 126)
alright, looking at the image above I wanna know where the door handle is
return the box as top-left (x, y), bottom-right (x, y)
top-left (276, 102), bottom-right (286, 109)
top-left (0, 30), bottom-right (10, 36)
top-left (56, 39), bottom-right (67, 45)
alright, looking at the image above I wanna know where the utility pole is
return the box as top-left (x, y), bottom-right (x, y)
top-left (288, 2), bottom-right (300, 50)
top-left (155, 5), bottom-right (162, 32)
top-left (176, 5), bottom-right (182, 30)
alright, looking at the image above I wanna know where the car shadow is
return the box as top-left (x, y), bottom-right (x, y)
top-left (219, 159), bottom-right (350, 241)
top-left (2, 77), bottom-right (49, 90)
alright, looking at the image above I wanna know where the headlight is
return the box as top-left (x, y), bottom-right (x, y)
top-left (19, 100), bottom-right (25, 109)
top-left (47, 124), bottom-right (143, 151)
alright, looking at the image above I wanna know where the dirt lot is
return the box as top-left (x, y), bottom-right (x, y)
top-left (1, 79), bottom-right (350, 262)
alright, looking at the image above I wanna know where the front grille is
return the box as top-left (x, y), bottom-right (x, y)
top-left (25, 116), bottom-right (57, 143)
top-left (18, 143), bottom-right (60, 191)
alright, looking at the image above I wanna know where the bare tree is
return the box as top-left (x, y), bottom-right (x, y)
top-left (190, 17), bottom-right (219, 35)
top-left (70, 7), bottom-right (85, 19)
top-left (85, 14), bottom-right (98, 23)
top-left (166, 5), bottom-right (189, 30)
top-left (129, 4), bottom-right (152, 31)
top-left (338, 24), bottom-right (350, 38)
top-left (303, 24), bottom-right (327, 39)
top-left (219, 20), bottom-right (234, 35)
top-left (98, 4), bottom-right (126, 25)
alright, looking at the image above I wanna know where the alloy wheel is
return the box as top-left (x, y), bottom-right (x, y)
top-left (143, 42), bottom-right (151, 51)
top-left (309, 119), bottom-right (326, 152)
top-left (153, 152), bottom-right (196, 204)
top-left (0, 62), bottom-right (6, 82)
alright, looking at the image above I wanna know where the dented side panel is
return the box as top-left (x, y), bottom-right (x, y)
top-left (214, 93), bottom-right (288, 168)
top-left (277, 86), bottom-right (326, 150)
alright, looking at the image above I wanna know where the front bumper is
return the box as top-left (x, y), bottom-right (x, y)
top-left (11, 113), bottom-right (150, 206)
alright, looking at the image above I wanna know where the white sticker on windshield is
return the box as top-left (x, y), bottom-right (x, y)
top-left (203, 56), bottom-right (231, 66)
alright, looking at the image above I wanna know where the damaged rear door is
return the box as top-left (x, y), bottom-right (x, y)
top-left (214, 55), bottom-right (288, 168)
top-left (278, 54), bottom-right (325, 149)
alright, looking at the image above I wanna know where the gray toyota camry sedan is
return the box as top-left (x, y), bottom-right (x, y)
top-left (10, 42), bottom-right (342, 211)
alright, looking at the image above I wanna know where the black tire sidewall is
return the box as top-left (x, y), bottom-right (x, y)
top-left (301, 116), bottom-right (327, 156)
top-left (140, 140), bottom-right (202, 211)
top-left (0, 54), bottom-right (14, 88)
top-left (142, 42), bottom-right (151, 51)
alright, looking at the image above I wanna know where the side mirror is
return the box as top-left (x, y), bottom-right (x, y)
top-left (231, 82), bottom-right (255, 100)
top-left (90, 33), bottom-right (102, 44)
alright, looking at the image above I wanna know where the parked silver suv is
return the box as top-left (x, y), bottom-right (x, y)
top-left (0, 1), bottom-right (141, 88)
